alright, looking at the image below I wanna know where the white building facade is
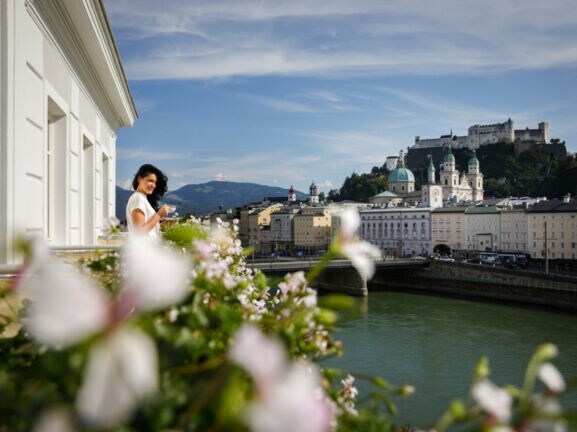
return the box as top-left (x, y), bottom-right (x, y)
top-left (1, 0), bottom-right (136, 263)
top-left (359, 207), bottom-right (432, 257)
top-left (500, 209), bottom-right (529, 253)
top-left (465, 207), bottom-right (501, 251)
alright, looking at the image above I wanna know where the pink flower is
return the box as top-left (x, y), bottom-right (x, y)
top-left (16, 236), bottom-right (191, 426)
top-left (229, 325), bottom-right (333, 432)
top-left (247, 362), bottom-right (333, 432)
top-left (278, 271), bottom-right (307, 299)
top-left (229, 324), bottom-right (286, 393)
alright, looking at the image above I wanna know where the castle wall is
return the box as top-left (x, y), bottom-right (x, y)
top-left (411, 120), bottom-right (550, 153)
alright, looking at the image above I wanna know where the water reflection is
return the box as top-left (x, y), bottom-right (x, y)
top-left (322, 291), bottom-right (577, 428)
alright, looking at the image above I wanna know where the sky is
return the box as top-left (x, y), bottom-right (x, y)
top-left (103, 0), bottom-right (577, 195)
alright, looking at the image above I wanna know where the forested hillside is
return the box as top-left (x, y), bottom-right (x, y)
top-left (329, 143), bottom-right (577, 202)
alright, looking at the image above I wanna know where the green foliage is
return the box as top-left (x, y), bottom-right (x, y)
top-left (337, 143), bottom-right (577, 201)
top-left (338, 167), bottom-right (389, 202)
top-left (1, 219), bottom-right (574, 431)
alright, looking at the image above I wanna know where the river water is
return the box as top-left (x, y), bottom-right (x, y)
top-left (322, 290), bottom-right (577, 429)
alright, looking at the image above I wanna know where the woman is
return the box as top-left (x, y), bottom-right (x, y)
top-left (126, 164), bottom-right (171, 240)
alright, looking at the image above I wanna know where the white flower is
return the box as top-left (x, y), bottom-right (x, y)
top-left (105, 216), bottom-right (120, 230)
top-left (76, 327), bottom-right (158, 428)
top-left (122, 237), bottom-right (191, 312)
top-left (340, 241), bottom-right (382, 280)
top-left (538, 362), bottom-right (566, 393)
top-left (21, 263), bottom-right (109, 347)
top-left (229, 324), bottom-right (286, 392)
top-left (335, 209), bottom-right (382, 279)
top-left (229, 325), bottom-right (334, 432)
top-left (337, 208), bottom-right (360, 242)
top-left (247, 362), bottom-right (333, 432)
top-left (471, 379), bottom-right (512, 423)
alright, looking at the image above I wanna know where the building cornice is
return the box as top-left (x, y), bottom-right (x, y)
top-left (30, 0), bottom-right (136, 130)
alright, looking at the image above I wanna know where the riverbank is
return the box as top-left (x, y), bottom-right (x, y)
top-left (370, 260), bottom-right (577, 312)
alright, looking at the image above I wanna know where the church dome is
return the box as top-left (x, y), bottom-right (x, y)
top-left (389, 149), bottom-right (415, 183)
top-left (468, 150), bottom-right (479, 166)
top-left (388, 167), bottom-right (415, 183)
top-left (443, 145), bottom-right (455, 164)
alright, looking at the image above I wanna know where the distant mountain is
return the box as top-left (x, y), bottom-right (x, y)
top-left (116, 181), bottom-right (308, 219)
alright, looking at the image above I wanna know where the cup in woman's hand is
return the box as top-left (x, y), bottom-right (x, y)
top-left (166, 205), bottom-right (177, 214)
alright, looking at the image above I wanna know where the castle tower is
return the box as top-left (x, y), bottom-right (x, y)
top-left (539, 122), bottom-right (549, 143)
top-left (440, 145), bottom-right (459, 201)
top-left (427, 155), bottom-right (436, 184)
top-left (288, 185), bottom-right (297, 202)
top-left (309, 181), bottom-right (319, 204)
top-left (466, 150), bottom-right (484, 201)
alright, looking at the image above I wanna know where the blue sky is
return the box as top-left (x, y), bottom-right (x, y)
top-left (103, 0), bottom-right (577, 194)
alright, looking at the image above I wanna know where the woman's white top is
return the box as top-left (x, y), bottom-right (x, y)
top-left (126, 191), bottom-right (160, 241)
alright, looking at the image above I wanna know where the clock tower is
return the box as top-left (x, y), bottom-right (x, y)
top-left (421, 184), bottom-right (443, 209)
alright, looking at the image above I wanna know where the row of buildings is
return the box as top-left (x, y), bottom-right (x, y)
top-left (238, 187), bottom-right (576, 261)
top-left (236, 151), bottom-right (577, 262)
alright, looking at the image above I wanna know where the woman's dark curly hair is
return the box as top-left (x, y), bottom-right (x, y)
top-left (131, 164), bottom-right (168, 211)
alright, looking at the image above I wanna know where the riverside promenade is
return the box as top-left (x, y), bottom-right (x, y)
top-left (370, 260), bottom-right (577, 312)
top-left (2, 249), bottom-right (576, 310)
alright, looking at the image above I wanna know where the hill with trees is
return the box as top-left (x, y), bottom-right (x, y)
top-left (329, 143), bottom-right (577, 202)
top-left (116, 181), bottom-right (307, 219)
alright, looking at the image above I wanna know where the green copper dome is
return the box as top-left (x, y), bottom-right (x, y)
top-left (389, 149), bottom-right (415, 183)
top-left (388, 167), bottom-right (415, 183)
top-left (468, 150), bottom-right (479, 166)
top-left (443, 145), bottom-right (455, 163)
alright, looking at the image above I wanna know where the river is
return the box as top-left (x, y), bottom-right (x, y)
top-left (322, 290), bottom-right (577, 428)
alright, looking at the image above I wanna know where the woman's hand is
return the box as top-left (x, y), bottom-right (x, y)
top-left (157, 205), bottom-right (170, 218)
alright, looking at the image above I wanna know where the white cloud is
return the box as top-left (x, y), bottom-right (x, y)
top-left (116, 148), bottom-right (186, 161)
top-left (120, 178), bottom-right (133, 189)
top-left (105, 0), bottom-right (577, 81)
top-left (215, 173), bottom-right (238, 181)
top-left (242, 94), bottom-right (321, 113)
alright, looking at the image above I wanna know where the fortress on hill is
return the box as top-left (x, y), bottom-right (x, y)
top-left (412, 118), bottom-right (548, 150)
top-left (406, 118), bottom-right (567, 170)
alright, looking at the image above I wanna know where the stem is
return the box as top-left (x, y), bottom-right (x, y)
top-left (305, 248), bottom-right (338, 285)
top-left (176, 363), bottom-right (232, 429)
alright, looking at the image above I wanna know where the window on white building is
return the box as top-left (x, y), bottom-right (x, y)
top-left (47, 98), bottom-right (67, 243)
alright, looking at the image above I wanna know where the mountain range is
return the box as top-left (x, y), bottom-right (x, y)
top-left (116, 181), bottom-right (308, 220)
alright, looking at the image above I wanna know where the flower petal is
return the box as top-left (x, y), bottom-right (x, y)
top-left (538, 362), bottom-right (566, 393)
top-left (336, 209), bottom-right (360, 242)
top-left (340, 241), bottom-right (382, 280)
top-left (76, 327), bottom-right (158, 428)
top-left (471, 379), bottom-right (512, 423)
top-left (122, 237), bottom-right (191, 311)
top-left (247, 362), bottom-right (333, 432)
top-left (229, 324), bottom-right (287, 393)
top-left (21, 264), bottom-right (109, 347)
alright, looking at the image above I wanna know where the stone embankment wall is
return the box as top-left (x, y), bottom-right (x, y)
top-left (370, 261), bottom-right (577, 311)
